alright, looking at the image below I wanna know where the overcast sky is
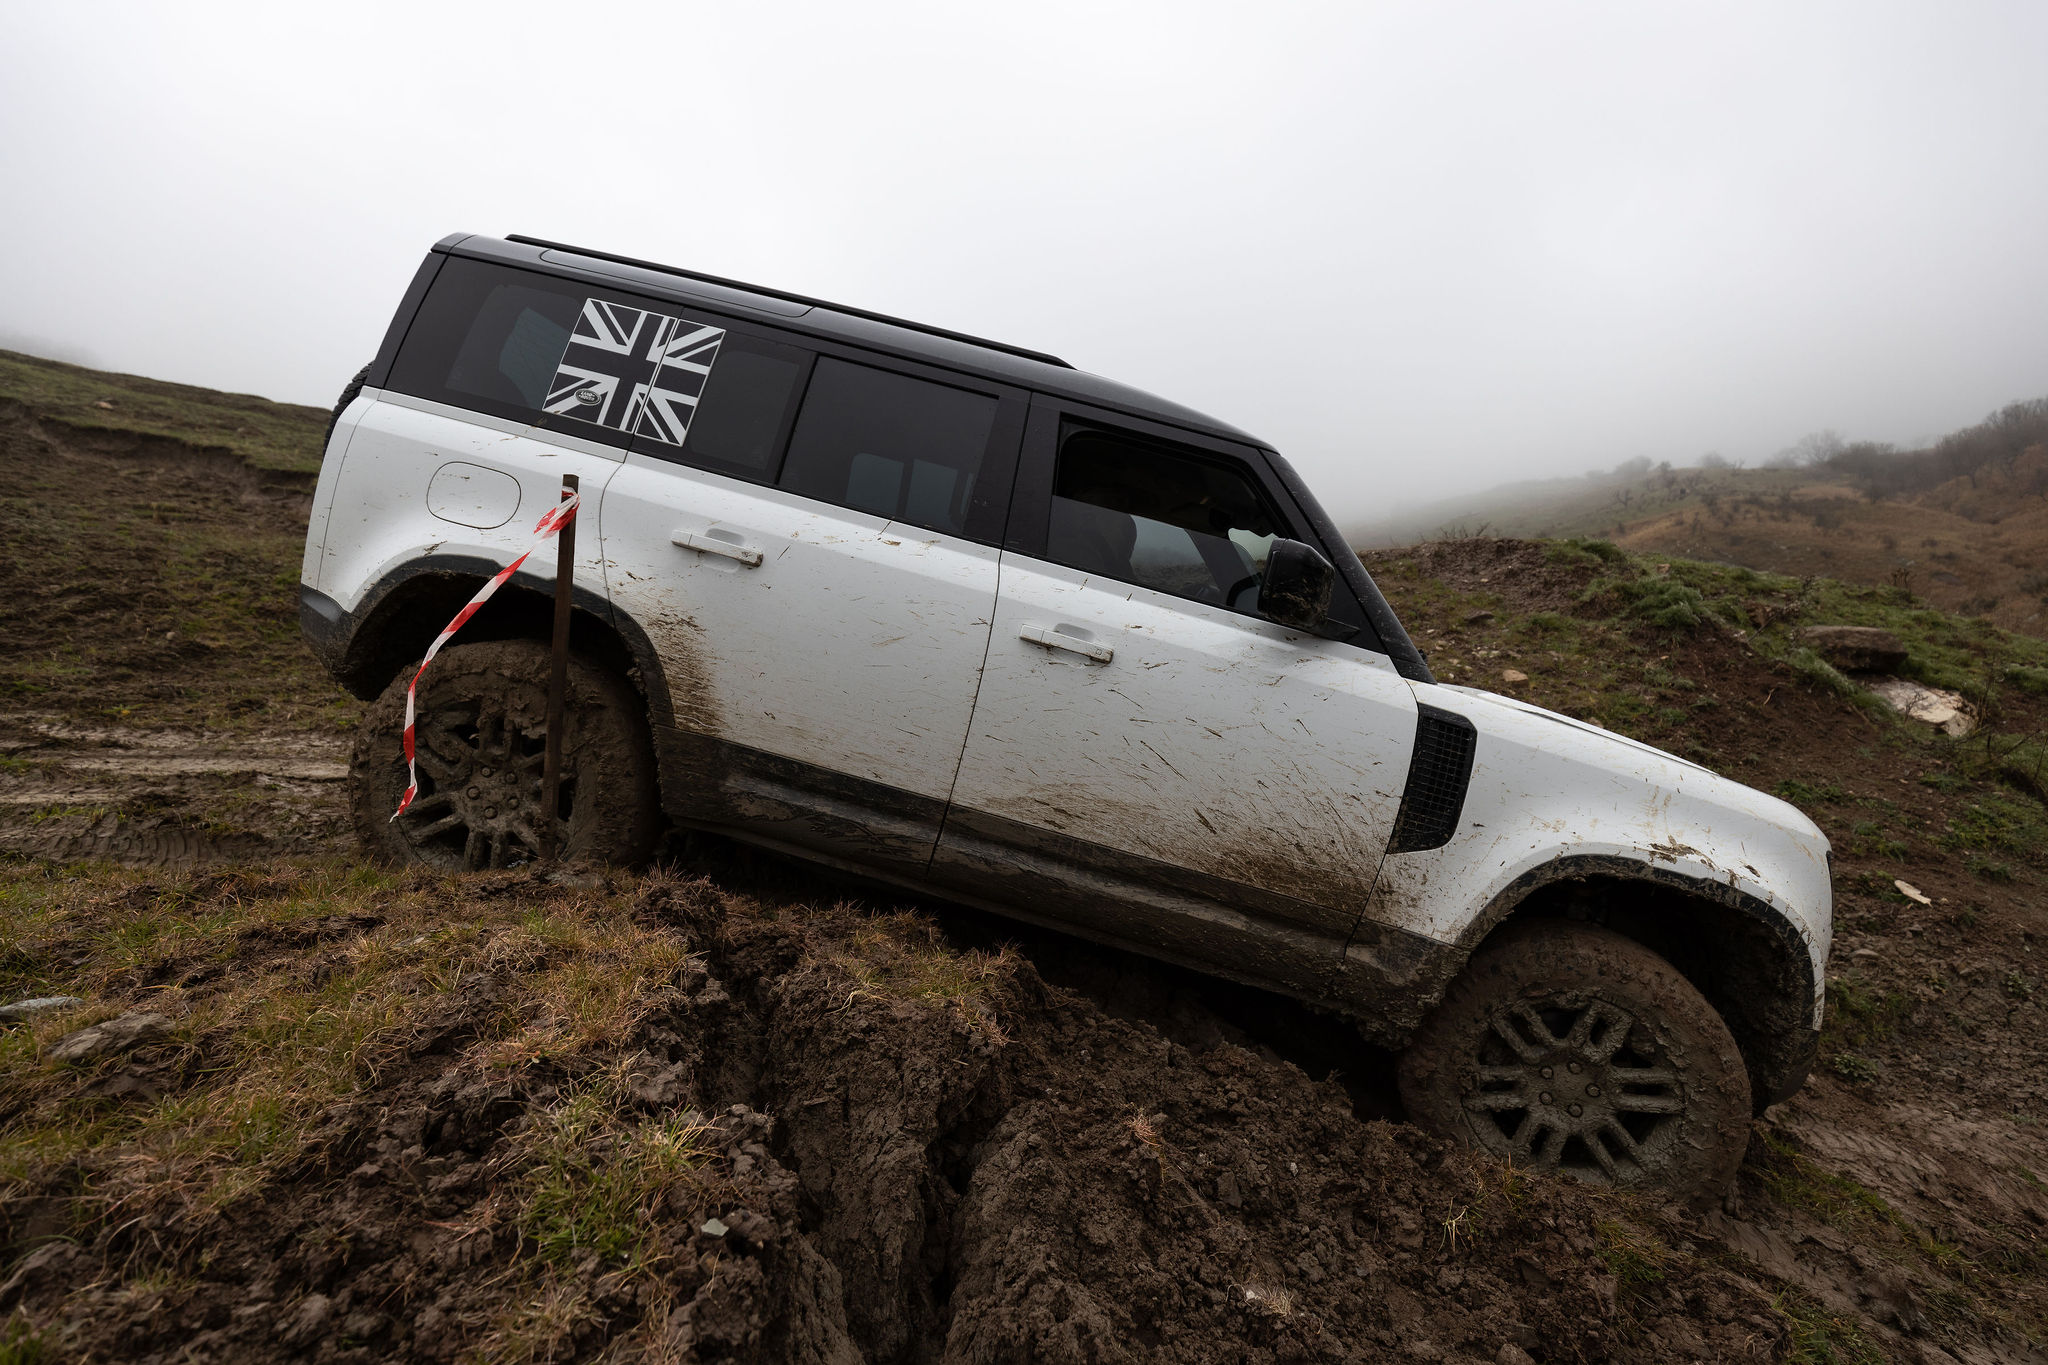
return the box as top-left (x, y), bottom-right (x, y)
top-left (4, 2), bottom-right (2045, 528)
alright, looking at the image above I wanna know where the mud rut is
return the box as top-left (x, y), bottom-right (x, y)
top-left (6, 409), bottom-right (2048, 1361)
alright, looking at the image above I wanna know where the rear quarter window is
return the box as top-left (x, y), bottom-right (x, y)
top-left (388, 256), bottom-right (749, 454)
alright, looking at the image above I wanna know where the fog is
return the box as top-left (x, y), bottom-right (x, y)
top-left (3, 1), bottom-right (2045, 525)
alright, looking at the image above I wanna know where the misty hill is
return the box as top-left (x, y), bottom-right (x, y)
top-left (1360, 394), bottom-right (2048, 638)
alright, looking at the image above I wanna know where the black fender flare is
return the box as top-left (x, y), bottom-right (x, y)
top-left (1436, 853), bottom-right (1823, 1107)
top-left (302, 554), bottom-right (676, 730)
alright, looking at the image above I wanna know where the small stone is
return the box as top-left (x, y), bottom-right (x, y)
top-left (1498, 1345), bottom-right (1536, 1365)
top-left (1463, 610), bottom-right (1495, 624)
top-left (279, 1293), bottom-right (333, 1348)
top-left (46, 1010), bottom-right (172, 1064)
top-left (0, 996), bottom-right (83, 1023)
top-left (699, 1217), bottom-right (729, 1237)
top-left (1215, 1171), bottom-right (1243, 1209)
top-left (1501, 668), bottom-right (1529, 685)
top-left (94, 399), bottom-right (115, 410)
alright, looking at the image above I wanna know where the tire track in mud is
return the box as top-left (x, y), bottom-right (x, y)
top-left (0, 712), bottom-right (351, 864)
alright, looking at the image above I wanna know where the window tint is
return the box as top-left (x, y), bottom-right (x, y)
top-left (388, 256), bottom-right (736, 452)
top-left (778, 358), bottom-right (998, 535)
top-left (1047, 428), bottom-right (1290, 614)
top-left (645, 332), bottom-right (809, 478)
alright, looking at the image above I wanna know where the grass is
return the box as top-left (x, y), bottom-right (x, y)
top-left (515, 1078), bottom-right (722, 1273)
top-left (1774, 1285), bottom-right (1888, 1365)
top-left (0, 348), bottom-right (327, 474)
top-left (819, 911), bottom-right (1018, 1042)
top-left (0, 859), bottom-right (703, 1233)
top-left (1823, 974), bottom-right (1913, 1053)
top-left (0, 1317), bottom-right (48, 1365)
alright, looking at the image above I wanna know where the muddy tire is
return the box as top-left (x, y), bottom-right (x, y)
top-left (349, 639), bottom-right (659, 871)
top-left (1398, 921), bottom-right (1750, 1201)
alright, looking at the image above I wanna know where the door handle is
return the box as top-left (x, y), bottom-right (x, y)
top-left (1020, 624), bottom-right (1113, 664)
top-left (671, 529), bottom-right (763, 567)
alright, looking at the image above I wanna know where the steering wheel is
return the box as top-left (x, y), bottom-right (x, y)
top-left (1224, 573), bottom-right (1261, 610)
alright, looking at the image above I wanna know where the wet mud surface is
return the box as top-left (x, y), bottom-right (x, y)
top-left (3, 408), bottom-right (2047, 1360)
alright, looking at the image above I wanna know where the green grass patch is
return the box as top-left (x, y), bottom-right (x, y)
top-left (0, 349), bottom-right (326, 474)
top-left (1774, 1285), bottom-right (1888, 1365)
top-left (1824, 974), bottom-right (1913, 1052)
top-left (516, 1083), bottom-right (721, 1273)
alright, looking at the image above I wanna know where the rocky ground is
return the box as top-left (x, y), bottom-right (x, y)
top-left (2, 364), bottom-right (2047, 1361)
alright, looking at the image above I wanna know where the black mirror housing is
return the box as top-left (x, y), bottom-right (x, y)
top-left (1261, 538), bottom-right (1335, 632)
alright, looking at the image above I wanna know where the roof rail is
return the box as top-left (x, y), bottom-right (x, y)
top-left (503, 234), bottom-right (1074, 370)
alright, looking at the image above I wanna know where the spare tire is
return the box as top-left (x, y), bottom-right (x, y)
top-left (349, 639), bottom-right (659, 871)
top-left (1398, 921), bottom-right (1751, 1201)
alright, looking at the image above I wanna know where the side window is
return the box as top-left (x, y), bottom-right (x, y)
top-left (386, 256), bottom-right (737, 452)
top-left (1047, 427), bottom-right (1290, 614)
top-left (642, 330), bottom-right (811, 480)
top-left (778, 357), bottom-right (998, 536)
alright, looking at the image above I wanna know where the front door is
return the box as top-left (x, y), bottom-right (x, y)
top-left (934, 410), bottom-right (1417, 979)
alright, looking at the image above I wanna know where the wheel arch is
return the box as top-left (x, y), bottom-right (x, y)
top-left (1443, 856), bottom-right (1820, 1113)
top-left (328, 555), bottom-right (675, 731)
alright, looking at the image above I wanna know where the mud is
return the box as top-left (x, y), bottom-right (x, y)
top-left (1, 870), bottom-right (1792, 1364)
top-left (7, 396), bottom-right (2048, 1360)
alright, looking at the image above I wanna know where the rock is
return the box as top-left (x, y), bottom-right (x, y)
top-left (1500, 669), bottom-right (1529, 685)
top-left (279, 1293), bottom-right (333, 1348)
top-left (0, 996), bottom-right (83, 1023)
top-left (1867, 677), bottom-right (1976, 736)
top-left (1895, 880), bottom-right (1933, 907)
top-left (93, 399), bottom-right (115, 410)
top-left (1498, 1346), bottom-right (1536, 1365)
top-left (1463, 610), bottom-right (1495, 624)
top-left (46, 1010), bottom-right (172, 1064)
top-left (700, 1217), bottom-right (729, 1237)
top-left (1796, 625), bottom-right (1907, 673)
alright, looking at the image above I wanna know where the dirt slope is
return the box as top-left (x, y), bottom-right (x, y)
top-left (4, 361), bottom-right (2048, 1361)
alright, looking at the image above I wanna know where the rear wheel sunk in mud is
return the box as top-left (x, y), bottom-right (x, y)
top-left (1397, 921), bottom-right (1751, 1201)
top-left (349, 639), bottom-right (659, 871)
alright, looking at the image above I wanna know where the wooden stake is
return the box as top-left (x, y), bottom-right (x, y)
top-left (539, 474), bottom-right (579, 862)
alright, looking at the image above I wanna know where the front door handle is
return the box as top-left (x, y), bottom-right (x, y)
top-left (671, 529), bottom-right (763, 567)
top-left (1020, 624), bottom-right (1113, 664)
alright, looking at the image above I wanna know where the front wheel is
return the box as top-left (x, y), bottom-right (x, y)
top-left (349, 639), bottom-right (659, 871)
top-left (1397, 921), bottom-right (1751, 1201)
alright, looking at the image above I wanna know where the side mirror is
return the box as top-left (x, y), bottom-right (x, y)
top-left (1261, 538), bottom-right (1335, 632)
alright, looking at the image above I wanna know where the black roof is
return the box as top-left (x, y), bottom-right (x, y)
top-left (437, 234), bottom-right (1264, 446)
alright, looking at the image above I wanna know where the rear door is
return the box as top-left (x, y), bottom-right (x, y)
top-left (599, 343), bottom-right (1026, 878)
top-left (934, 402), bottom-right (1417, 977)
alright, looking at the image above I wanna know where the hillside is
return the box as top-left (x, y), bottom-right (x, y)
top-left (1360, 396), bottom-right (2048, 643)
top-left (4, 354), bottom-right (2048, 1361)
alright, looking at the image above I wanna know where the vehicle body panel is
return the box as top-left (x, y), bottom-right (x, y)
top-left (940, 553), bottom-right (1416, 950)
top-left (599, 451), bottom-right (999, 876)
top-left (315, 390), bottom-right (618, 615)
top-left (1366, 683), bottom-right (1833, 1028)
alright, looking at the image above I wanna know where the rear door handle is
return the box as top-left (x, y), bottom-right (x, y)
top-left (1020, 624), bottom-right (1113, 664)
top-left (671, 529), bottom-right (763, 567)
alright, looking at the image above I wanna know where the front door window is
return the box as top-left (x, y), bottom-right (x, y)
top-left (1047, 428), bottom-right (1289, 614)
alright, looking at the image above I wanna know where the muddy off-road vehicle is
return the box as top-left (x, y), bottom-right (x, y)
top-left (300, 234), bottom-right (1832, 1197)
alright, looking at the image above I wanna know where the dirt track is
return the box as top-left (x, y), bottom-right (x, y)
top-left (4, 393), bottom-right (2048, 1362)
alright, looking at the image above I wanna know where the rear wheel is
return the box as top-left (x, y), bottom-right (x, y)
top-left (349, 639), bottom-right (659, 871)
top-left (1398, 921), bottom-right (1750, 1201)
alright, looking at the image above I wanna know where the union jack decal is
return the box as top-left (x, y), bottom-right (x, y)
top-left (545, 299), bottom-right (726, 446)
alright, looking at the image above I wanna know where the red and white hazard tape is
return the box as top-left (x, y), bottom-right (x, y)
top-left (391, 490), bottom-right (581, 821)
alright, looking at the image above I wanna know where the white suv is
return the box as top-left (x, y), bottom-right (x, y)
top-left (300, 234), bottom-right (1831, 1197)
